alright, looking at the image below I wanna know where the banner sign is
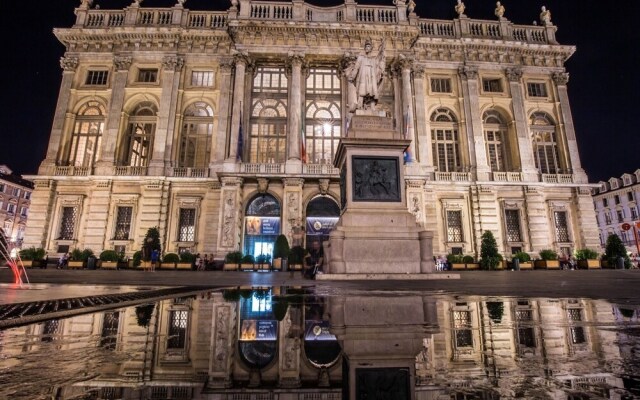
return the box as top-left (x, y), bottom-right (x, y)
top-left (240, 320), bottom-right (277, 341)
top-left (306, 217), bottom-right (338, 236)
top-left (246, 217), bottom-right (280, 235)
top-left (304, 320), bottom-right (337, 341)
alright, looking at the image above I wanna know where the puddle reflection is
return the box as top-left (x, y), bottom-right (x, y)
top-left (0, 287), bottom-right (638, 399)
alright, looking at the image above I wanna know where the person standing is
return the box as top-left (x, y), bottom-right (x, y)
top-left (150, 249), bottom-right (159, 272)
top-left (304, 241), bottom-right (324, 279)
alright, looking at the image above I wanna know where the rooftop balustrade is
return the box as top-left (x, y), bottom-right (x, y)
top-left (73, 0), bottom-right (557, 45)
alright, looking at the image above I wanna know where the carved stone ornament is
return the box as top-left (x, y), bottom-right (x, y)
top-left (221, 192), bottom-right (237, 247)
top-left (221, 176), bottom-right (243, 187)
top-left (412, 64), bottom-right (426, 79)
top-left (283, 178), bottom-right (304, 187)
top-left (79, 0), bottom-right (93, 9)
top-left (176, 0), bottom-right (186, 7)
top-left (287, 192), bottom-right (300, 219)
top-left (505, 67), bottom-right (523, 82)
top-left (219, 57), bottom-right (234, 73)
top-left (113, 56), bottom-right (132, 71)
top-left (232, 51), bottom-right (252, 68)
top-left (162, 56), bottom-right (184, 72)
top-left (318, 179), bottom-right (330, 195)
top-left (132, 0), bottom-right (143, 6)
top-left (212, 306), bottom-right (230, 372)
top-left (352, 157), bottom-right (400, 202)
top-left (230, 0), bottom-right (239, 8)
top-left (458, 65), bottom-right (478, 80)
top-left (338, 53), bottom-right (357, 78)
top-left (552, 72), bottom-right (569, 85)
top-left (60, 57), bottom-right (79, 72)
top-left (394, 54), bottom-right (414, 72)
top-left (257, 178), bottom-right (269, 194)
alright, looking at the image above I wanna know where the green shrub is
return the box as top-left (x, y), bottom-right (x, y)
top-left (479, 231), bottom-right (501, 270)
top-left (538, 249), bottom-right (558, 261)
top-left (132, 250), bottom-right (142, 267)
top-left (142, 227), bottom-right (161, 261)
top-left (604, 234), bottom-right (631, 268)
top-left (241, 254), bottom-right (255, 264)
top-left (180, 252), bottom-right (196, 263)
top-left (225, 251), bottom-right (243, 264)
top-left (288, 245), bottom-right (306, 264)
top-left (273, 234), bottom-right (290, 260)
top-left (574, 248), bottom-right (599, 260)
top-left (447, 254), bottom-right (464, 263)
top-left (462, 255), bottom-right (475, 264)
top-left (256, 254), bottom-right (271, 264)
top-left (71, 248), bottom-right (94, 261)
top-left (99, 250), bottom-right (120, 262)
top-left (19, 247), bottom-right (46, 261)
top-left (163, 253), bottom-right (180, 263)
top-left (513, 251), bottom-right (531, 262)
top-left (486, 301), bottom-right (504, 323)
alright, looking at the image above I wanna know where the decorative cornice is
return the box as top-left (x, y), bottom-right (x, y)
top-left (113, 56), bottom-right (132, 71)
top-left (505, 67), bottom-right (522, 82)
top-left (552, 71), bottom-right (569, 86)
top-left (162, 56), bottom-right (184, 71)
top-left (60, 57), bottom-right (79, 72)
top-left (282, 178), bottom-right (304, 187)
top-left (218, 57), bottom-right (234, 73)
top-left (221, 177), bottom-right (243, 187)
top-left (406, 179), bottom-right (425, 189)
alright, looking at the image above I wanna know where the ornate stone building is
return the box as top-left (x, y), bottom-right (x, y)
top-left (0, 165), bottom-right (33, 253)
top-left (24, 0), bottom-right (599, 261)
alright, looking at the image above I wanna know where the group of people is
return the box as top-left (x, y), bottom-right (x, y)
top-left (194, 253), bottom-right (217, 271)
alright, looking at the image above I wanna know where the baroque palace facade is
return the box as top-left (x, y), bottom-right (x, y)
top-left (24, 0), bottom-right (599, 260)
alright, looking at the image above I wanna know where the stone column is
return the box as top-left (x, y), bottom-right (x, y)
top-left (505, 67), bottom-right (538, 182)
top-left (149, 56), bottom-right (184, 175)
top-left (282, 178), bottom-right (304, 249)
top-left (286, 52), bottom-right (305, 166)
top-left (217, 177), bottom-right (244, 255)
top-left (398, 57), bottom-right (417, 162)
top-left (226, 53), bottom-right (251, 164)
top-left (207, 302), bottom-right (236, 389)
top-left (339, 54), bottom-right (357, 121)
top-left (553, 72), bottom-right (588, 183)
top-left (523, 186), bottom-right (548, 252)
top-left (412, 65), bottom-right (432, 170)
top-left (39, 57), bottom-right (78, 174)
top-left (458, 66), bottom-right (490, 181)
top-left (212, 58), bottom-right (234, 169)
top-left (95, 56), bottom-right (131, 175)
top-left (572, 187), bottom-right (601, 250)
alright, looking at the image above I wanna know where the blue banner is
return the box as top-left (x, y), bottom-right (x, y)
top-left (306, 217), bottom-right (338, 236)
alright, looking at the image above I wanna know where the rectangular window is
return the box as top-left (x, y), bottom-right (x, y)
top-left (614, 195), bottom-right (620, 205)
top-left (178, 208), bottom-right (196, 242)
top-left (527, 82), bottom-right (548, 97)
top-left (85, 70), bottom-right (109, 86)
top-left (505, 209), bottom-right (522, 242)
top-left (430, 78), bottom-right (451, 93)
top-left (482, 78), bottom-right (503, 93)
top-left (42, 319), bottom-right (61, 342)
top-left (137, 68), bottom-right (158, 83)
top-left (631, 207), bottom-right (638, 220)
top-left (602, 198), bottom-right (608, 207)
top-left (7, 204), bottom-right (16, 214)
top-left (0, 184), bottom-right (4, 192)
top-left (617, 210), bottom-right (624, 223)
top-left (446, 210), bottom-right (463, 242)
top-left (628, 192), bottom-right (635, 202)
top-left (453, 310), bottom-right (472, 347)
top-left (100, 311), bottom-right (120, 350)
top-left (191, 70), bottom-right (214, 87)
top-left (554, 211), bottom-right (570, 242)
top-left (167, 310), bottom-right (188, 349)
top-left (59, 206), bottom-right (77, 240)
top-left (114, 206), bottom-right (133, 240)
top-left (24, 191), bottom-right (31, 200)
top-left (567, 308), bottom-right (586, 344)
top-left (605, 213), bottom-right (612, 225)
top-left (20, 207), bottom-right (28, 217)
top-left (12, 188), bottom-right (20, 197)
top-left (516, 309), bottom-right (535, 347)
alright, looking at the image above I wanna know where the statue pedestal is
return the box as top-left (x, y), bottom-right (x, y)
top-left (323, 115), bottom-right (436, 276)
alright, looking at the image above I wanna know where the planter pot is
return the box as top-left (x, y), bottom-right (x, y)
top-left (100, 261), bottom-right (118, 270)
top-left (68, 260), bottom-right (85, 269)
top-left (534, 260), bottom-right (560, 269)
top-left (223, 263), bottom-right (238, 271)
top-left (578, 259), bottom-right (600, 269)
top-left (601, 260), bottom-right (611, 269)
top-left (240, 263), bottom-right (255, 271)
top-left (21, 260), bottom-right (42, 268)
top-left (272, 258), bottom-right (283, 271)
top-left (451, 263), bottom-right (466, 270)
top-left (176, 262), bottom-right (192, 270)
top-left (465, 263), bottom-right (480, 270)
top-left (256, 263), bottom-right (271, 271)
top-left (519, 262), bottom-right (533, 270)
top-left (289, 263), bottom-right (304, 272)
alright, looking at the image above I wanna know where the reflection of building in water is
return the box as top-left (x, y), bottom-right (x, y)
top-left (0, 293), bottom-right (636, 399)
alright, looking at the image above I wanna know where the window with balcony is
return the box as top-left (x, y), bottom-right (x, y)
top-left (249, 66), bottom-right (288, 163)
top-left (431, 108), bottom-right (461, 172)
top-left (554, 211), bottom-right (570, 242)
top-left (58, 206), bottom-right (77, 240)
top-left (430, 78), bottom-right (452, 93)
top-left (305, 67), bottom-right (342, 164)
top-left (67, 101), bottom-right (105, 168)
top-left (190, 70), bottom-right (214, 87)
top-left (114, 206), bottom-right (133, 240)
top-left (85, 70), bottom-right (109, 86)
top-left (526, 82), bottom-right (548, 97)
top-left (137, 68), bottom-right (158, 83)
top-left (530, 113), bottom-right (559, 174)
top-left (178, 102), bottom-right (214, 168)
top-left (483, 110), bottom-right (508, 172)
top-left (178, 208), bottom-right (196, 242)
top-left (120, 102), bottom-right (157, 167)
top-left (505, 209), bottom-right (522, 242)
top-left (446, 210), bottom-right (463, 242)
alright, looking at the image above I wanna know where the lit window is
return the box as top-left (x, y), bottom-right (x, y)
top-left (58, 206), bottom-right (77, 240)
top-left (305, 67), bottom-right (342, 164)
top-left (505, 209), bottom-right (522, 242)
top-left (483, 110), bottom-right (507, 171)
top-left (120, 102), bottom-right (157, 167)
top-left (554, 211), bottom-right (570, 242)
top-left (178, 208), bottom-right (196, 242)
top-left (114, 206), bottom-right (133, 240)
top-left (430, 108), bottom-right (460, 172)
top-left (178, 102), bottom-right (214, 168)
top-left (167, 310), bottom-right (188, 349)
top-left (100, 311), bottom-right (120, 350)
top-left (453, 310), bottom-right (472, 347)
top-left (446, 210), bottom-right (463, 242)
top-left (68, 101), bottom-right (105, 168)
top-left (530, 112), bottom-right (559, 174)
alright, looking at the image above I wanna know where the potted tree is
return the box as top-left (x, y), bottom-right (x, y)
top-left (224, 251), bottom-right (242, 271)
top-left (603, 233), bottom-right (632, 269)
top-left (99, 249), bottom-right (120, 269)
top-left (535, 249), bottom-right (559, 269)
top-left (162, 252), bottom-right (180, 269)
top-left (18, 247), bottom-right (46, 268)
top-left (513, 251), bottom-right (533, 270)
top-left (447, 254), bottom-right (465, 270)
top-left (141, 227), bottom-right (162, 270)
top-left (177, 251), bottom-right (195, 270)
top-left (240, 254), bottom-right (256, 271)
top-left (479, 231), bottom-right (501, 271)
top-left (255, 254), bottom-right (271, 271)
top-left (463, 255), bottom-right (479, 270)
top-left (69, 248), bottom-right (94, 268)
top-left (272, 234), bottom-right (290, 271)
top-left (288, 245), bottom-right (306, 274)
top-left (574, 248), bottom-right (600, 269)
top-left (132, 250), bottom-right (142, 269)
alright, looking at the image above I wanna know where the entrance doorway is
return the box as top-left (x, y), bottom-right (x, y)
top-left (305, 196), bottom-right (340, 251)
top-left (243, 194), bottom-right (281, 259)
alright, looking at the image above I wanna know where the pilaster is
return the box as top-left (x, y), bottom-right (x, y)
top-left (212, 58), bottom-right (234, 169)
top-left (227, 53), bottom-right (251, 164)
top-left (396, 55), bottom-right (416, 163)
top-left (278, 306), bottom-right (302, 388)
top-left (83, 180), bottom-right (113, 251)
top-left (406, 179), bottom-right (426, 227)
top-left (207, 302), bottom-right (236, 389)
top-left (287, 52), bottom-right (305, 162)
top-left (412, 65), bottom-right (433, 172)
top-left (572, 186), bottom-right (601, 250)
top-left (217, 177), bottom-right (244, 254)
top-left (458, 66), bottom-right (490, 180)
top-left (282, 178), bottom-right (304, 248)
top-left (523, 186), bottom-right (548, 252)
top-left (22, 180), bottom-right (57, 249)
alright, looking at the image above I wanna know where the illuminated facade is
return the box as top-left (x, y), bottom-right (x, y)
top-left (0, 165), bottom-right (33, 252)
top-left (24, 0), bottom-right (599, 261)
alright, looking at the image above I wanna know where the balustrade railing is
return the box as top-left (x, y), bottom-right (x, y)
top-left (240, 163), bottom-right (285, 174)
top-left (79, 9), bottom-right (228, 29)
top-left (435, 171), bottom-right (471, 182)
top-left (54, 166), bottom-right (90, 176)
top-left (172, 167), bottom-right (208, 178)
top-left (492, 171), bottom-right (523, 182)
top-left (303, 164), bottom-right (340, 175)
top-left (541, 173), bottom-right (574, 184)
top-left (250, 2), bottom-right (293, 20)
top-left (114, 166), bottom-right (147, 176)
top-left (419, 20), bottom-right (455, 37)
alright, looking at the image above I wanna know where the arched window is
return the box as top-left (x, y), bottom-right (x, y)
top-left (250, 67), bottom-right (288, 163)
top-left (305, 67), bottom-right (342, 164)
top-left (178, 102), bottom-right (214, 168)
top-left (68, 101), bottom-right (105, 167)
top-left (430, 108), bottom-right (460, 172)
top-left (120, 102), bottom-right (157, 167)
top-left (530, 112), bottom-right (559, 174)
top-left (244, 194), bottom-right (281, 258)
top-left (483, 110), bottom-right (507, 172)
top-left (305, 196), bottom-right (340, 247)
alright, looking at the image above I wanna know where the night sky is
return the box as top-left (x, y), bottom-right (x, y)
top-left (2, 0), bottom-right (638, 182)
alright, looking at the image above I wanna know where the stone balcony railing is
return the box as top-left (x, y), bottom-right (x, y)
top-left (54, 166), bottom-right (90, 176)
top-left (73, 0), bottom-right (557, 45)
top-left (541, 173), bottom-right (574, 184)
top-left (492, 171), bottom-right (523, 182)
top-left (170, 167), bottom-right (209, 178)
top-left (435, 172), bottom-right (471, 182)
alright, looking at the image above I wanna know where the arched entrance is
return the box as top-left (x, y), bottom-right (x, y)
top-left (305, 196), bottom-right (340, 249)
top-left (243, 194), bottom-right (281, 259)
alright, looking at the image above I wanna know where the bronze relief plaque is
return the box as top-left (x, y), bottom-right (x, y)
top-left (352, 156), bottom-right (400, 202)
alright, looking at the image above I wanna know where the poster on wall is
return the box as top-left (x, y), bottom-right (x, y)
top-left (306, 217), bottom-right (339, 236)
top-left (246, 217), bottom-right (261, 235)
top-left (240, 320), bottom-right (277, 341)
top-left (246, 217), bottom-right (280, 235)
top-left (304, 320), bottom-right (337, 341)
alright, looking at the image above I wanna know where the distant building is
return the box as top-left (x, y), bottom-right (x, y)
top-left (24, 0), bottom-right (599, 261)
top-left (0, 165), bottom-right (33, 253)
top-left (592, 170), bottom-right (640, 254)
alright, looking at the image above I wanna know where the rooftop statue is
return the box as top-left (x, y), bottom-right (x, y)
top-left (455, 0), bottom-right (466, 17)
top-left (346, 38), bottom-right (386, 112)
top-left (407, 0), bottom-right (416, 13)
top-left (540, 6), bottom-right (552, 25)
top-left (494, 1), bottom-right (505, 19)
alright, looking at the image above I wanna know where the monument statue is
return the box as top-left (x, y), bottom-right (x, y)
top-left (539, 6), bottom-right (551, 25)
top-left (455, 0), bottom-right (466, 17)
top-left (407, 0), bottom-right (416, 13)
top-left (494, 1), bottom-right (505, 18)
top-left (347, 38), bottom-right (386, 111)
